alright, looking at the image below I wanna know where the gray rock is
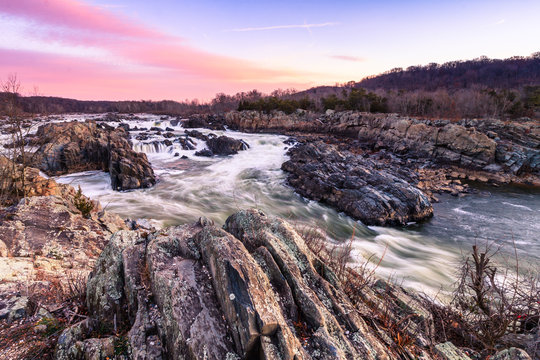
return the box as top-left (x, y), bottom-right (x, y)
top-left (491, 347), bottom-right (532, 360)
top-left (282, 142), bottom-right (433, 226)
top-left (32, 121), bottom-right (155, 191)
top-left (434, 342), bottom-right (471, 360)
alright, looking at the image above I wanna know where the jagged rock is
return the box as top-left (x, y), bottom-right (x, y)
top-left (194, 225), bottom-right (305, 359)
top-left (491, 347), bottom-right (532, 360)
top-left (162, 132), bottom-right (175, 138)
top-left (184, 129), bottom-right (209, 141)
top-left (55, 319), bottom-right (97, 360)
top-left (0, 155), bottom-right (63, 206)
top-left (0, 191), bottom-right (125, 260)
top-left (86, 231), bottom-right (141, 326)
top-left (194, 149), bottom-right (213, 157)
top-left (60, 210), bottom-right (451, 359)
top-left (0, 296), bottom-right (29, 322)
top-left (32, 121), bottom-right (155, 191)
top-left (174, 136), bottom-right (196, 150)
top-left (146, 225), bottom-right (236, 359)
top-left (183, 115), bottom-right (226, 130)
top-left (282, 142), bottom-right (433, 226)
top-left (0, 179), bottom-right (127, 307)
top-left (225, 210), bottom-right (394, 359)
top-left (206, 136), bottom-right (249, 156)
top-left (224, 111), bottom-right (540, 186)
top-left (434, 342), bottom-right (471, 360)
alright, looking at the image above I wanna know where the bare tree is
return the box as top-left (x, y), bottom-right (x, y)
top-left (1, 74), bottom-right (28, 204)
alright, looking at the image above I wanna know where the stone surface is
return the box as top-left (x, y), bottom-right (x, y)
top-left (491, 347), bottom-right (533, 360)
top-left (32, 121), bottom-right (155, 190)
top-left (282, 142), bottom-right (433, 225)
top-left (222, 111), bottom-right (540, 186)
top-left (206, 135), bottom-right (249, 155)
top-left (433, 342), bottom-right (472, 360)
top-left (57, 209), bottom-right (465, 359)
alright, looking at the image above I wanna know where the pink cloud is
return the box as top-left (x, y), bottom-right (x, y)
top-left (0, 0), bottom-right (164, 39)
top-left (0, 0), bottom-right (317, 99)
top-left (0, 49), bottom-right (310, 101)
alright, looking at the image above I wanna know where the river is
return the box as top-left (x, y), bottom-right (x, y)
top-left (52, 114), bottom-right (540, 295)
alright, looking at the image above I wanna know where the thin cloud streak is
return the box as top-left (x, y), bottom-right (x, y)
top-left (225, 22), bottom-right (340, 32)
top-left (330, 55), bottom-right (365, 62)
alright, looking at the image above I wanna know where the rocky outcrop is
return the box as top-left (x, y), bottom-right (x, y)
top-left (182, 114), bottom-right (226, 130)
top-left (223, 111), bottom-right (540, 186)
top-left (206, 136), bottom-right (249, 155)
top-left (0, 156), bottom-right (64, 206)
top-left (32, 121), bottom-right (156, 190)
top-left (57, 210), bottom-right (454, 359)
top-left (0, 184), bottom-right (126, 285)
top-left (282, 142), bottom-right (433, 226)
top-left (185, 130), bottom-right (249, 156)
top-left (0, 176), bottom-right (127, 360)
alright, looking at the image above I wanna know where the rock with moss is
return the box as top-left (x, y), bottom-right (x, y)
top-left (57, 209), bottom-right (486, 360)
top-left (491, 347), bottom-right (532, 360)
top-left (434, 342), bottom-right (472, 360)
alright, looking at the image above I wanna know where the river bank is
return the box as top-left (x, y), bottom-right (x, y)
top-left (0, 113), bottom-right (538, 359)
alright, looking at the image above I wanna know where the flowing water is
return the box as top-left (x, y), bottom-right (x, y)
top-left (47, 114), bottom-right (540, 294)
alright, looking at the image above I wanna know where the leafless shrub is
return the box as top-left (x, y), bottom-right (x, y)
top-left (424, 243), bottom-right (539, 357)
top-left (296, 224), bottom-right (386, 298)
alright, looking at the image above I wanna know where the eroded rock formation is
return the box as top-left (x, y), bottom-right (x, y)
top-left (32, 121), bottom-right (156, 190)
top-left (56, 210), bottom-right (454, 360)
top-left (282, 142), bottom-right (433, 226)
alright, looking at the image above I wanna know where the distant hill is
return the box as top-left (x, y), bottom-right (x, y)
top-left (358, 53), bottom-right (540, 91)
top-left (292, 53), bottom-right (540, 98)
top-left (0, 93), bottom-right (209, 116)
top-left (1, 53), bottom-right (539, 119)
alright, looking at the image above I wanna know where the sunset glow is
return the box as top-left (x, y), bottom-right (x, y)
top-left (1, 0), bottom-right (539, 101)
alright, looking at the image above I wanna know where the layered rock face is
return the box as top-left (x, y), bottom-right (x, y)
top-left (282, 142), bottom-right (433, 226)
top-left (0, 155), bottom-right (62, 206)
top-left (0, 176), bottom-right (126, 329)
top-left (32, 121), bottom-right (156, 190)
top-left (57, 210), bottom-right (447, 360)
top-left (223, 111), bottom-right (540, 185)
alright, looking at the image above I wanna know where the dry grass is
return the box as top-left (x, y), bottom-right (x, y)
top-left (0, 271), bottom-right (89, 360)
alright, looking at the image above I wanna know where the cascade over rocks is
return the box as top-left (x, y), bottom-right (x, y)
top-left (282, 142), bottom-right (434, 226)
top-left (32, 121), bottom-right (156, 191)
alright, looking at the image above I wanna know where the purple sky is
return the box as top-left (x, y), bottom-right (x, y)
top-left (1, 0), bottom-right (538, 100)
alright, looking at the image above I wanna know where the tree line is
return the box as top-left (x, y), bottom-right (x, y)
top-left (2, 53), bottom-right (539, 119)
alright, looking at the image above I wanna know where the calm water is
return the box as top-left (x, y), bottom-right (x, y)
top-left (50, 115), bottom-right (540, 294)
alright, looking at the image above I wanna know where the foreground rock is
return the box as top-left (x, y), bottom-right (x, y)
top-left (282, 142), bottom-right (433, 226)
top-left (0, 173), bottom-right (127, 359)
top-left (53, 209), bottom-right (486, 359)
top-left (0, 181), bottom-right (126, 292)
top-left (31, 121), bottom-right (156, 190)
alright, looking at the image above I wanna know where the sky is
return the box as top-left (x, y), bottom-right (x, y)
top-left (0, 0), bottom-right (539, 101)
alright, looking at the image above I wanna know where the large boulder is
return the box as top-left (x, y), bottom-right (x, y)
top-left (32, 121), bottom-right (156, 191)
top-left (282, 142), bottom-right (433, 226)
top-left (206, 136), bottom-right (249, 156)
